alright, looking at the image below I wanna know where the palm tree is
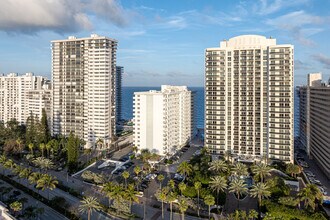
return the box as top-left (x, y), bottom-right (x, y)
top-left (96, 138), bottom-right (103, 149)
top-left (28, 172), bottom-right (43, 185)
top-left (168, 179), bottom-right (175, 190)
top-left (36, 174), bottom-right (58, 200)
top-left (177, 196), bottom-right (189, 220)
top-left (250, 182), bottom-right (271, 212)
top-left (102, 182), bottom-right (115, 207)
top-left (178, 182), bottom-right (186, 196)
top-left (204, 194), bottom-right (215, 220)
top-left (84, 148), bottom-right (92, 163)
top-left (209, 175), bottom-right (227, 207)
top-left (248, 209), bottom-right (258, 220)
top-left (124, 184), bottom-right (139, 214)
top-left (43, 158), bottom-right (54, 172)
top-left (4, 159), bottom-right (15, 175)
top-left (231, 162), bottom-right (248, 177)
top-left (0, 155), bottom-right (6, 174)
top-left (10, 201), bottom-right (22, 217)
top-left (19, 168), bottom-right (32, 181)
top-left (132, 146), bottom-right (138, 154)
top-left (194, 181), bottom-right (202, 216)
top-left (157, 174), bottom-right (165, 189)
top-left (79, 196), bottom-right (102, 220)
top-left (45, 142), bottom-right (52, 158)
top-left (16, 138), bottom-right (23, 155)
top-left (166, 191), bottom-right (177, 220)
top-left (39, 143), bottom-right (45, 157)
top-left (177, 161), bottom-right (193, 178)
top-left (252, 163), bottom-right (271, 183)
top-left (155, 187), bottom-right (169, 219)
top-left (209, 160), bottom-right (228, 174)
top-left (224, 149), bottom-right (233, 163)
top-left (13, 164), bottom-right (22, 176)
top-left (298, 184), bottom-right (323, 211)
top-left (229, 178), bottom-right (248, 208)
top-left (122, 171), bottom-right (130, 188)
top-left (28, 143), bottom-right (34, 155)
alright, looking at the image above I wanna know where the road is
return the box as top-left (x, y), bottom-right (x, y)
top-left (0, 165), bottom-right (117, 220)
top-left (0, 179), bottom-right (68, 220)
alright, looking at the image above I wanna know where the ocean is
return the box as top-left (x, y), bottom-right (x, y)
top-left (122, 86), bottom-right (300, 134)
top-left (121, 87), bottom-right (204, 128)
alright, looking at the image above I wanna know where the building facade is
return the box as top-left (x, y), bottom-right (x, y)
top-left (299, 73), bottom-right (330, 179)
top-left (205, 35), bottom-right (294, 163)
top-left (52, 34), bottom-right (117, 148)
top-left (0, 72), bottom-right (50, 124)
top-left (133, 85), bottom-right (194, 156)
top-left (116, 66), bottom-right (123, 122)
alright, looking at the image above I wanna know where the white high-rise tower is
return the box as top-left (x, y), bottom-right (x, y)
top-left (52, 34), bottom-right (117, 148)
top-left (205, 35), bottom-right (294, 163)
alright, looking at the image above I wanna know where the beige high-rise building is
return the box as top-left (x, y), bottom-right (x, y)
top-left (299, 73), bottom-right (330, 179)
top-left (52, 34), bottom-right (117, 148)
top-left (0, 72), bottom-right (50, 124)
top-left (205, 35), bottom-right (294, 163)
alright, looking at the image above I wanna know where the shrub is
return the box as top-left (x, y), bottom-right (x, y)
top-left (182, 186), bottom-right (197, 198)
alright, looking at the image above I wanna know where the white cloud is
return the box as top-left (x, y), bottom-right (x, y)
top-left (312, 54), bottom-right (330, 69)
top-left (0, 0), bottom-right (133, 34)
top-left (266, 11), bottom-right (327, 46)
top-left (255, 0), bottom-right (310, 15)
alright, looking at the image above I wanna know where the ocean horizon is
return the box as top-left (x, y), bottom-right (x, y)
top-left (122, 86), bottom-right (204, 128)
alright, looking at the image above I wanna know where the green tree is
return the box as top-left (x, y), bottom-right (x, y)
top-left (177, 161), bottom-right (193, 178)
top-left (252, 163), bottom-right (271, 183)
top-left (79, 196), bottom-right (101, 220)
top-left (298, 184), bottom-right (323, 211)
top-left (40, 108), bottom-right (50, 144)
top-left (26, 113), bottom-right (37, 146)
top-left (250, 182), bottom-right (271, 212)
top-left (248, 209), bottom-right (258, 220)
top-left (67, 132), bottom-right (79, 172)
top-left (122, 171), bottom-right (130, 188)
top-left (209, 175), bottom-right (227, 207)
top-left (36, 174), bottom-right (58, 200)
top-left (10, 201), bottom-right (22, 216)
top-left (28, 143), bottom-right (34, 155)
top-left (155, 187), bottom-right (169, 219)
top-left (229, 178), bottom-right (248, 208)
top-left (208, 160), bottom-right (228, 174)
top-left (157, 174), bottom-right (165, 189)
top-left (102, 182), bottom-right (116, 208)
top-left (166, 191), bottom-right (177, 220)
top-left (194, 181), bottom-right (202, 216)
top-left (178, 182), bottom-right (186, 196)
top-left (39, 143), bottom-right (45, 157)
top-left (231, 162), bottom-right (248, 177)
top-left (124, 184), bottom-right (139, 214)
top-left (204, 194), bottom-right (215, 220)
top-left (177, 196), bottom-right (189, 220)
top-left (19, 168), bottom-right (32, 181)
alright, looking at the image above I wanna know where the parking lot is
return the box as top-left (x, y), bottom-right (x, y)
top-left (296, 152), bottom-right (330, 197)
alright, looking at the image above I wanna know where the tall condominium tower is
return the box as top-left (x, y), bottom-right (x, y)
top-left (116, 66), bottom-right (123, 122)
top-left (0, 73), bottom-right (51, 124)
top-left (133, 85), bottom-right (194, 156)
top-left (205, 35), bottom-right (294, 163)
top-left (52, 34), bottom-right (117, 148)
top-left (299, 73), bottom-right (330, 179)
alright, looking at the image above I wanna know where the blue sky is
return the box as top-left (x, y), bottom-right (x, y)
top-left (0, 0), bottom-right (329, 86)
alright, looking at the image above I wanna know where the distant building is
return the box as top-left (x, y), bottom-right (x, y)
top-left (205, 35), bottom-right (294, 163)
top-left (299, 73), bottom-right (330, 179)
top-left (116, 66), bottom-right (123, 122)
top-left (133, 85), bottom-right (194, 156)
top-left (51, 34), bottom-right (117, 148)
top-left (0, 72), bottom-right (51, 124)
